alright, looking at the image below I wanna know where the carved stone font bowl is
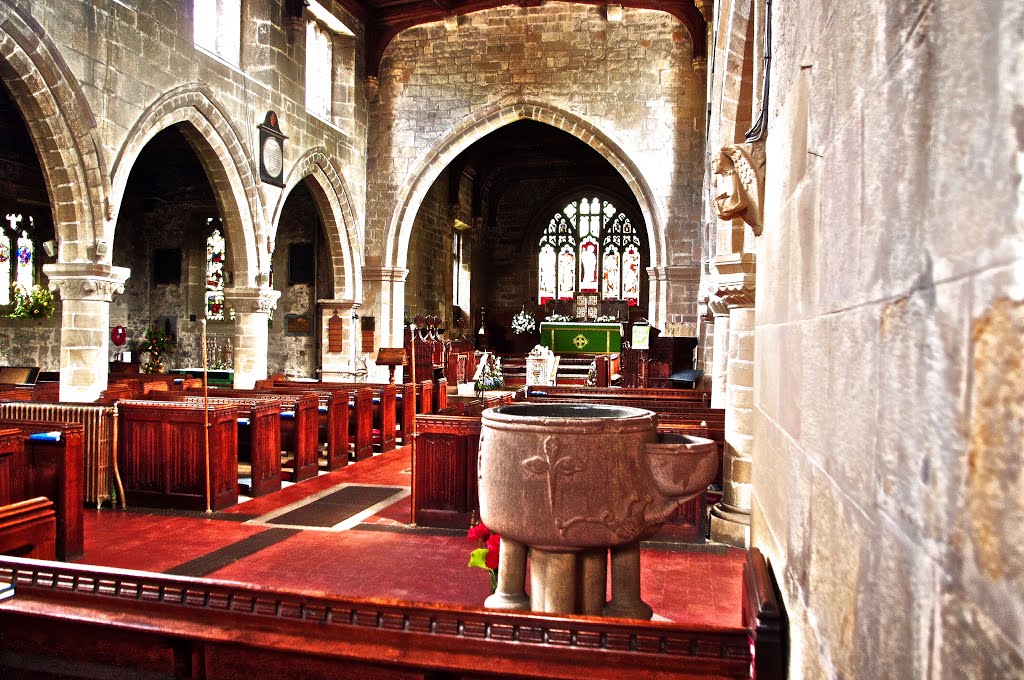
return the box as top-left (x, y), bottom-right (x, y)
top-left (478, 402), bottom-right (717, 551)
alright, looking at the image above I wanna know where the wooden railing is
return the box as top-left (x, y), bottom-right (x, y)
top-left (0, 549), bottom-right (783, 679)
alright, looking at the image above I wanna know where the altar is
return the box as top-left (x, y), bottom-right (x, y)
top-left (169, 368), bottom-right (234, 387)
top-left (539, 322), bottom-right (623, 354)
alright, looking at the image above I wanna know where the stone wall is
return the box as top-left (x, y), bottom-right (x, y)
top-left (751, 1), bottom-right (1024, 677)
top-left (364, 2), bottom-right (706, 336)
top-left (405, 169), bottom-right (454, 322)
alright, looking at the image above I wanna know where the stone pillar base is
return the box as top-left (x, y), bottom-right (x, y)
top-left (709, 503), bottom-right (751, 548)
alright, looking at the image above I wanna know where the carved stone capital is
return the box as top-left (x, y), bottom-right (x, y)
top-left (362, 265), bottom-right (409, 284)
top-left (318, 298), bottom-right (361, 313)
top-left (43, 263), bottom-right (130, 302)
top-left (710, 141), bottom-right (766, 235)
top-left (224, 286), bottom-right (281, 315)
top-left (645, 265), bottom-right (701, 284)
top-left (364, 76), bottom-right (380, 103)
top-left (707, 295), bottom-right (730, 317)
top-left (715, 284), bottom-right (755, 309)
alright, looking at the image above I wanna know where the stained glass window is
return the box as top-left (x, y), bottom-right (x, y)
top-left (306, 21), bottom-right (333, 119)
top-left (537, 197), bottom-right (640, 304)
top-left (206, 221), bottom-right (226, 320)
top-left (0, 228), bottom-right (10, 306)
top-left (15, 229), bottom-right (33, 294)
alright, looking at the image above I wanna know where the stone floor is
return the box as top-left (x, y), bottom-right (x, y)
top-left (76, 445), bottom-right (747, 627)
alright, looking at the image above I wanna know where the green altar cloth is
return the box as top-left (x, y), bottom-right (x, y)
top-left (539, 322), bottom-right (623, 354)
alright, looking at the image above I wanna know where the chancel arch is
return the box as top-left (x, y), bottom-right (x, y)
top-left (380, 101), bottom-right (666, 348)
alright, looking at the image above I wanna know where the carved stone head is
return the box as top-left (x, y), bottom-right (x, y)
top-left (711, 143), bottom-right (766, 235)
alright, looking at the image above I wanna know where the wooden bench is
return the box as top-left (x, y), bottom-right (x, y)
top-left (117, 401), bottom-right (239, 511)
top-left (0, 420), bottom-right (84, 560)
top-left (260, 380), bottom-right (398, 454)
top-left (0, 549), bottom-right (783, 679)
top-left (144, 395), bottom-right (284, 498)
top-left (185, 389), bottom-right (321, 482)
top-left (0, 429), bottom-right (56, 560)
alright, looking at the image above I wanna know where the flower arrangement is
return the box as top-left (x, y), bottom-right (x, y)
top-left (138, 327), bottom-right (174, 374)
top-left (9, 284), bottom-right (56, 320)
top-left (595, 314), bottom-right (618, 323)
top-left (544, 313), bottom-right (574, 323)
top-left (476, 356), bottom-right (504, 391)
top-left (511, 309), bottom-right (536, 335)
top-left (467, 521), bottom-right (500, 592)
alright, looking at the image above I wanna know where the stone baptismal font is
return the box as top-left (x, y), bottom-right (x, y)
top-left (478, 403), bottom-right (718, 619)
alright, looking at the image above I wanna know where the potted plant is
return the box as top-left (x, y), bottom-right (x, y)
top-left (8, 284), bottom-right (56, 320)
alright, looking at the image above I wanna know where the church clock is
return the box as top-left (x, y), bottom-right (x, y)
top-left (258, 111), bottom-right (287, 187)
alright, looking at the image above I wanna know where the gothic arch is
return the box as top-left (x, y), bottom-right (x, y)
top-left (109, 85), bottom-right (263, 286)
top-left (0, 2), bottom-right (107, 262)
top-left (271, 148), bottom-right (361, 301)
top-left (384, 100), bottom-right (667, 273)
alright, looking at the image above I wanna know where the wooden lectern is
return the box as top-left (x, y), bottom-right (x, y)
top-left (375, 347), bottom-right (407, 384)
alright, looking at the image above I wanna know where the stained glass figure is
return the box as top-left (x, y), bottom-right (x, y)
top-left (623, 244), bottom-right (640, 305)
top-left (538, 244), bottom-right (556, 304)
top-left (602, 247), bottom-right (620, 300)
top-left (15, 229), bottom-right (33, 293)
top-left (206, 223), bottom-right (226, 320)
top-left (0, 228), bottom-right (9, 306)
top-left (579, 238), bottom-right (598, 292)
top-left (558, 245), bottom-right (575, 300)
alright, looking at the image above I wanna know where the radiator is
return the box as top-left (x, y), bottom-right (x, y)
top-left (0, 402), bottom-right (118, 507)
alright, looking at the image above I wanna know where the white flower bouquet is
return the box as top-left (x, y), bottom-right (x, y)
top-left (511, 309), bottom-right (536, 335)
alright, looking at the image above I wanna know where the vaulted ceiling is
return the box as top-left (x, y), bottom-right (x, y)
top-left (315, 0), bottom-right (708, 77)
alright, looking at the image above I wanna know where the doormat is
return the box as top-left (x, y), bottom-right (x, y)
top-left (264, 485), bottom-right (405, 529)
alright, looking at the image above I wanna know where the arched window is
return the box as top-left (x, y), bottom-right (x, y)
top-left (206, 220), bottom-right (226, 320)
top-left (537, 197), bottom-right (640, 305)
top-left (1, 211), bottom-right (51, 306)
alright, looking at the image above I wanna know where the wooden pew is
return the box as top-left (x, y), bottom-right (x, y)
top-left (0, 498), bottom-right (56, 560)
top-left (263, 380), bottom-right (398, 454)
top-left (0, 420), bottom-right (84, 560)
top-left (117, 401), bottom-right (239, 511)
top-left (146, 395), bottom-right (283, 497)
top-left (183, 389), bottom-right (321, 482)
top-left (0, 429), bottom-right (57, 560)
top-left (0, 549), bottom-right (784, 680)
top-left (416, 379), bottom-right (433, 414)
top-left (527, 384), bottom-right (712, 404)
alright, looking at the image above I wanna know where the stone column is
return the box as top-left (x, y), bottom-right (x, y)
top-left (646, 265), bottom-right (701, 334)
top-left (709, 254), bottom-right (755, 548)
top-left (361, 265), bottom-right (408, 382)
top-left (709, 295), bottom-right (731, 408)
top-left (318, 298), bottom-right (361, 381)
top-left (224, 286), bottom-right (281, 389)
top-left (43, 263), bottom-right (130, 403)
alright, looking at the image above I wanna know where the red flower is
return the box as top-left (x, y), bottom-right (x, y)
top-left (485, 533), bottom-right (501, 570)
top-left (467, 522), bottom-right (490, 542)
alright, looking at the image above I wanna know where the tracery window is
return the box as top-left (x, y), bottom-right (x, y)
top-left (537, 197), bottom-right (640, 305)
top-left (1, 212), bottom-right (48, 306)
top-left (193, 0), bottom-right (242, 66)
top-left (206, 220), bottom-right (226, 321)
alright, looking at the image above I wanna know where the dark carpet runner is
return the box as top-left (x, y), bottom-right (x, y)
top-left (164, 528), bottom-right (299, 577)
top-left (267, 485), bottom-right (401, 528)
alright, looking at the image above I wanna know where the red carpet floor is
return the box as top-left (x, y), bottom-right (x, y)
top-left (77, 445), bottom-right (747, 627)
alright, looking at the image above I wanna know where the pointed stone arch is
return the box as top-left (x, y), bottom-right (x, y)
top-left (384, 100), bottom-right (666, 273)
top-left (271, 148), bottom-right (361, 301)
top-left (0, 2), bottom-right (107, 262)
top-left (109, 85), bottom-right (264, 287)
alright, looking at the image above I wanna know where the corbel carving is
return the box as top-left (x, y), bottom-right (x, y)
top-left (711, 142), bottom-right (766, 235)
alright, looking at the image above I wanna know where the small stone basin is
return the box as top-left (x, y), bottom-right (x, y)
top-left (478, 402), bottom-right (717, 552)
